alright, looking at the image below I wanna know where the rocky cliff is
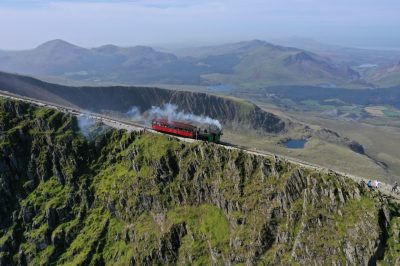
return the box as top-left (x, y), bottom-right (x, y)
top-left (0, 99), bottom-right (399, 265)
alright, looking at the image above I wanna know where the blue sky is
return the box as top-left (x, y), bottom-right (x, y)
top-left (0, 0), bottom-right (399, 50)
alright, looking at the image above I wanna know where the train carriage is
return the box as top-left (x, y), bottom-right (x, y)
top-left (151, 118), bottom-right (222, 142)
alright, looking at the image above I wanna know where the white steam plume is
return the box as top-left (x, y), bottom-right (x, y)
top-left (126, 106), bottom-right (141, 120)
top-left (77, 115), bottom-right (97, 137)
top-left (126, 103), bottom-right (222, 129)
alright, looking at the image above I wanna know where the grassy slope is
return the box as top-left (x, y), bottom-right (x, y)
top-left (287, 114), bottom-right (400, 182)
top-left (266, 103), bottom-right (400, 182)
top-left (223, 129), bottom-right (391, 182)
top-left (366, 64), bottom-right (400, 88)
top-left (375, 72), bottom-right (400, 88)
top-left (218, 92), bottom-right (400, 183)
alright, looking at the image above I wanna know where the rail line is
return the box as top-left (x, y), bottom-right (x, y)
top-left (1, 90), bottom-right (399, 200)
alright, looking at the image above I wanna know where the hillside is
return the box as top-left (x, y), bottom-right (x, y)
top-left (0, 99), bottom-right (400, 265)
top-left (367, 62), bottom-right (400, 87)
top-left (0, 71), bottom-right (287, 134)
top-left (222, 47), bottom-right (359, 87)
top-left (0, 39), bottom-right (362, 87)
top-left (175, 40), bottom-right (279, 58)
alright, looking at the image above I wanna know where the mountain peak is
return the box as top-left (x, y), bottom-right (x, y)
top-left (293, 51), bottom-right (315, 61)
top-left (94, 44), bottom-right (120, 54)
top-left (236, 39), bottom-right (271, 49)
top-left (131, 45), bottom-right (156, 53)
top-left (284, 51), bottom-right (317, 66)
top-left (242, 39), bottom-right (269, 45)
top-left (35, 39), bottom-right (79, 51)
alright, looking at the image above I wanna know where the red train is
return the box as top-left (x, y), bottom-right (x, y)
top-left (151, 118), bottom-right (222, 142)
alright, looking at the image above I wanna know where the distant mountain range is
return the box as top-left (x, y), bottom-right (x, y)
top-left (0, 39), bottom-right (399, 88)
top-left (270, 37), bottom-right (400, 66)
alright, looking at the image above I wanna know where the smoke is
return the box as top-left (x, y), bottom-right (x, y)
top-left (77, 115), bottom-right (97, 138)
top-left (126, 103), bottom-right (222, 129)
top-left (126, 106), bottom-right (141, 120)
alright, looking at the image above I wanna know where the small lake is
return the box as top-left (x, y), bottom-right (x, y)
top-left (283, 139), bottom-right (308, 149)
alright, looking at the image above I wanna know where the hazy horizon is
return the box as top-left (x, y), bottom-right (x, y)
top-left (0, 0), bottom-right (399, 51)
top-left (2, 37), bottom-right (400, 53)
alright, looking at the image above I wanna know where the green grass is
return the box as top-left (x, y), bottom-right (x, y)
top-left (323, 98), bottom-right (346, 105)
top-left (21, 177), bottom-right (70, 213)
top-left (34, 107), bottom-right (54, 119)
top-left (373, 71), bottom-right (400, 88)
top-left (385, 216), bottom-right (400, 262)
top-left (167, 204), bottom-right (230, 264)
top-left (292, 192), bottom-right (378, 263)
top-left (59, 208), bottom-right (109, 266)
top-left (0, 229), bottom-right (12, 246)
top-left (101, 218), bottom-right (133, 265)
top-left (300, 99), bottom-right (336, 111)
top-left (133, 133), bottom-right (180, 162)
top-left (334, 197), bottom-right (377, 237)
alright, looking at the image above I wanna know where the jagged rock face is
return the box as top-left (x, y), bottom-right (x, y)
top-left (0, 100), bottom-right (88, 231)
top-left (0, 99), bottom-right (399, 265)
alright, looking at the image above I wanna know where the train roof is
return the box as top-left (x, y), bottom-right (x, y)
top-left (152, 118), bottom-right (196, 130)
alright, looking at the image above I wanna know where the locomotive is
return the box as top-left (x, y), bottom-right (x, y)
top-left (151, 118), bottom-right (222, 142)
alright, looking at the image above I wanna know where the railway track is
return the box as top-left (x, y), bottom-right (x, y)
top-left (1, 90), bottom-right (399, 200)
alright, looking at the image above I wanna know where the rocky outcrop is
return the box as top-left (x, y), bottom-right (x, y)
top-left (0, 99), bottom-right (399, 265)
top-left (315, 128), bottom-right (366, 155)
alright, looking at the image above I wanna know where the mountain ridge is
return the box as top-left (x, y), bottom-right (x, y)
top-left (0, 39), bottom-right (365, 87)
